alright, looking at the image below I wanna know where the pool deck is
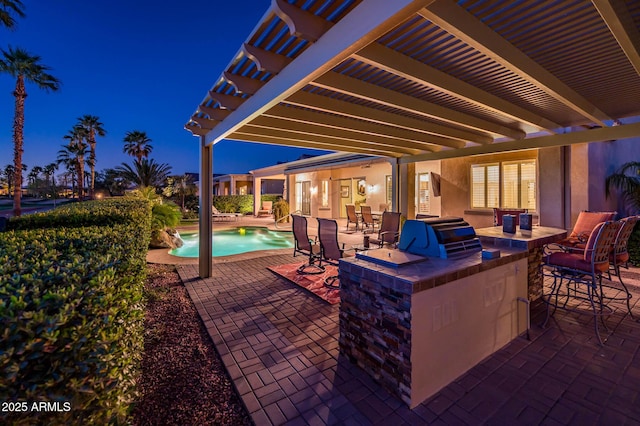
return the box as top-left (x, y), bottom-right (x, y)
top-left (167, 221), bottom-right (640, 425)
top-left (147, 216), bottom-right (365, 265)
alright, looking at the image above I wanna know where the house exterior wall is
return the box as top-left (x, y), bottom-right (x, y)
top-left (287, 161), bottom-right (392, 219)
top-left (414, 160), bottom-right (441, 217)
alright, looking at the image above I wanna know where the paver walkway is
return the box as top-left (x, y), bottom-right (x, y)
top-left (179, 256), bottom-right (640, 425)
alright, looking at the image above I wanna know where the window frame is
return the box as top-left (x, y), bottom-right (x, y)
top-left (470, 159), bottom-right (537, 211)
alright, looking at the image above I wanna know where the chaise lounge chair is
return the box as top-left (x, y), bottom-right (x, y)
top-left (257, 201), bottom-right (273, 217)
top-left (212, 205), bottom-right (240, 221)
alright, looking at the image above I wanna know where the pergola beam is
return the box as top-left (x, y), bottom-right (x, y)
top-left (313, 71), bottom-right (523, 140)
top-left (229, 130), bottom-right (406, 157)
top-left (285, 91), bottom-right (475, 148)
top-left (593, 0), bottom-right (640, 76)
top-left (205, 0), bottom-right (438, 146)
top-left (240, 124), bottom-right (421, 155)
top-left (401, 121), bottom-right (640, 163)
top-left (273, 0), bottom-right (333, 42)
top-left (223, 72), bottom-right (266, 95)
top-left (420, 1), bottom-right (611, 126)
top-left (354, 43), bottom-right (562, 132)
top-left (264, 105), bottom-right (457, 149)
top-left (248, 115), bottom-right (439, 152)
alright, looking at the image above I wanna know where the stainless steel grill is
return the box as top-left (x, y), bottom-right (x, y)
top-left (398, 217), bottom-right (482, 259)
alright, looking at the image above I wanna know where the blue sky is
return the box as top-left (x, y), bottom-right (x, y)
top-left (0, 0), bottom-right (330, 176)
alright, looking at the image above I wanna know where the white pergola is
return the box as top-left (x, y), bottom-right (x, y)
top-left (186, 0), bottom-right (640, 277)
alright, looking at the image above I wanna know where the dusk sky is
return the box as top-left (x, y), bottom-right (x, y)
top-left (0, 1), bottom-right (331, 177)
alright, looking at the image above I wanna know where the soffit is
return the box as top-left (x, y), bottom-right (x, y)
top-left (186, 0), bottom-right (640, 162)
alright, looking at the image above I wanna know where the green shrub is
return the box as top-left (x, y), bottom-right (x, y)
top-left (0, 199), bottom-right (151, 424)
top-left (152, 202), bottom-right (181, 230)
top-left (213, 195), bottom-right (253, 214)
top-left (272, 198), bottom-right (289, 223)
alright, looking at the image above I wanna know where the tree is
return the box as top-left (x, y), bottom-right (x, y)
top-left (0, 46), bottom-right (61, 216)
top-left (77, 114), bottom-right (105, 199)
top-left (163, 174), bottom-right (196, 211)
top-left (62, 125), bottom-right (88, 199)
top-left (57, 142), bottom-right (87, 199)
top-left (606, 161), bottom-right (640, 214)
top-left (115, 158), bottom-right (171, 188)
top-left (123, 130), bottom-right (153, 164)
top-left (0, 0), bottom-right (25, 30)
top-left (3, 164), bottom-right (14, 196)
top-left (43, 162), bottom-right (58, 204)
top-left (27, 165), bottom-right (42, 196)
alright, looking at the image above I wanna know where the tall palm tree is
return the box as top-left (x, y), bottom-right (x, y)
top-left (115, 158), bottom-right (171, 188)
top-left (0, 0), bottom-right (25, 29)
top-left (3, 164), bottom-right (14, 196)
top-left (0, 46), bottom-right (61, 216)
top-left (77, 114), bottom-right (105, 199)
top-left (123, 130), bottom-right (153, 164)
top-left (62, 125), bottom-right (88, 200)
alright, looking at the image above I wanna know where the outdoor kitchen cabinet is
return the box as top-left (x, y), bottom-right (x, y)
top-left (338, 247), bottom-right (529, 408)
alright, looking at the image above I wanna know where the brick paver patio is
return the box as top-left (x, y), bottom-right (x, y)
top-left (178, 255), bottom-right (640, 425)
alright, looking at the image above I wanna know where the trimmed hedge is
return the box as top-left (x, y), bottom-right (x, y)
top-left (0, 199), bottom-right (151, 424)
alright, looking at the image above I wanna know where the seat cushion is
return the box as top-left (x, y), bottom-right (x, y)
top-left (546, 252), bottom-right (609, 273)
top-left (570, 211), bottom-right (616, 240)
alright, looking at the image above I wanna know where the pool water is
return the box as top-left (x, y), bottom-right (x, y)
top-left (169, 227), bottom-right (294, 258)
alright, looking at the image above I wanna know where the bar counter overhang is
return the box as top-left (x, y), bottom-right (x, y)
top-left (337, 225), bottom-right (566, 408)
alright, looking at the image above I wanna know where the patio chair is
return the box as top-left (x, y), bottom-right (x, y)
top-left (370, 211), bottom-right (402, 248)
top-left (493, 208), bottom-right (526, 226)
top-left (541, 220), bottom-right (621, 345)
top-left (317, 218), bottom-right (352, 288)
top-left (360, 205), bottom-right (378, 233)
top-left (257, 200), bottom-right (273, 217)
top-left (556, 210), bottom-right (617, 248)
top-left (345, 204), bottom-right (359, 232)
top-left (212, 205), bottom-right (240, 221)
top-left (292, 214), bottom-right (324, 275)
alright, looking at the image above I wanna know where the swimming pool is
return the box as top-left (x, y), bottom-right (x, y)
top-left (169, 227), bottom-right (294, 258)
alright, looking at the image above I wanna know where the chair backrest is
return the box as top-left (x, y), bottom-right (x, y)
top-left (613, 215), bottom-right (639, 257)
top-left (582, 221), bottom-right (620, 271)
top-left (346, 204), bottom-right (358, 222)
top-left (570, 211), bottom-right (616, 240)
top-left (493, 208), bottom-right (526, 226)
top-left (361, 205), bottom-right (374, 224)
top-left (317, 218), bottom-right (342, 262)
top-left (379, 212), bottom-right (401, 244)
top-left (292, 214), bottom-right (312, 252)
top-left (261, 201), bottom-right (273, 211)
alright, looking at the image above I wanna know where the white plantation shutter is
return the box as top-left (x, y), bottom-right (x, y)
top-left (471, 165), bottom-right (485, 208)
top-left (502, 163), bottom-right (519, 208)
top-left (487, 165), bottom-right (499, 208)
top-left (417, 173), bottom-right (430, 213)
top-left (472, 160), bottom-right (537, 210)
top-left (521, 161), bottom-right (536, 210)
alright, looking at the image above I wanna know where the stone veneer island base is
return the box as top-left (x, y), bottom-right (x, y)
top-left (338, 247), bottom-right (528, 408)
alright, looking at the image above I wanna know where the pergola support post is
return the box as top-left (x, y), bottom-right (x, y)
top-left (199, 140), bottom-right (213, 278)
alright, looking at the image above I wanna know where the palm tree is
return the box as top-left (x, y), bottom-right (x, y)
top-left (77, 115), bottom-right (105, 199)
top-left (3, 164), bottom-right (14, 196)
top-left (63, 125), bottom-right (88, 199)
top-left (123, 130), bottom-right (153, 164)
top-left (57, 140), bottom-right (87, 200)
top-left (115, 158), bottom-right (171, 188)
top-left (43, 162), bottom-right (58, 204)
top-left (0, 46), bottom-right (61, 216)
top-left (606, 161), bottom-right (640, 214)
top-left (27, 165), bottom-right (42, 196)
top-left (0, 0), bottom-right (25, 29)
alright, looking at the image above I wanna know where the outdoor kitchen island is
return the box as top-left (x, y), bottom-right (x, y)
top-left (338, 240), bottom-right (529, 408)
